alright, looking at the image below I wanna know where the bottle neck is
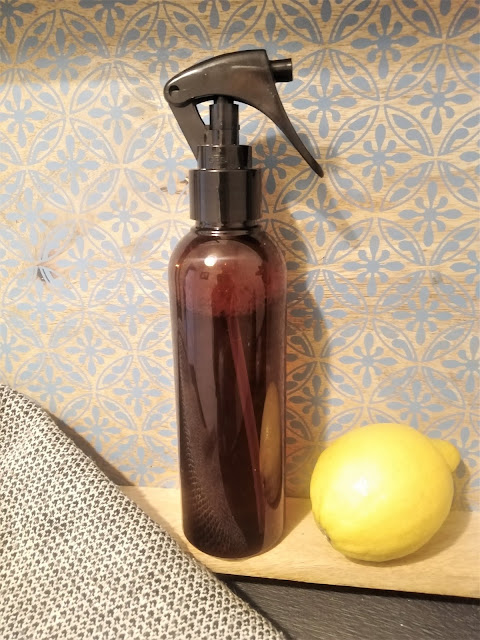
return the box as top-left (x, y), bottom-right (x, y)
top-left (194, 219), bottom-right (260, 234)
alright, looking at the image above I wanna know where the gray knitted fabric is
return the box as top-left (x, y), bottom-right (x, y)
top-left (0, 385), bottom-right (285, 640)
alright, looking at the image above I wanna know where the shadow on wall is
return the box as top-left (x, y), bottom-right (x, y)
top-left (260, 136), bottom-right (354, 498)
top-left (50, 412), bottom-right (133, 486)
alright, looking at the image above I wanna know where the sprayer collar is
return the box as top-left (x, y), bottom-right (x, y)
top-left (190, 167), bottom-right (262, 226)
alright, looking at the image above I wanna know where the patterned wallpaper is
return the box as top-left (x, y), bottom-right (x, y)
top-left (0, 0), bottom-right (478, 509)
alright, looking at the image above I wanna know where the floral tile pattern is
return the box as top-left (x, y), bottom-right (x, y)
top-left (0, 0), bottom-right (478, 508)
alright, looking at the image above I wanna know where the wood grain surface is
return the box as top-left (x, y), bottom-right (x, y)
top-left (120, 487), bottom-right (480, 599)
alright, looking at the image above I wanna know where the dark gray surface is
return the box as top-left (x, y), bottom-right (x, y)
top-left (225, 577), bottom-right (480, 640)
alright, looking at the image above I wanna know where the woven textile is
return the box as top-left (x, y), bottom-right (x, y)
top-left (0, 385), bottom-right (284, 640)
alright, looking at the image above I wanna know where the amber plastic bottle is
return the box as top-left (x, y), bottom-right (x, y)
top-left (164, 50), bottom-right (322, 557)
top-left (169, 223), bottom-right (286, 557)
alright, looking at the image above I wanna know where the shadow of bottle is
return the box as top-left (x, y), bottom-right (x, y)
top-left (262, 162), bottom-right (354, 529)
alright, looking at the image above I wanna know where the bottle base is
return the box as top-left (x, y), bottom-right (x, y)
top-left (183, 521), bottom-right (284, 559)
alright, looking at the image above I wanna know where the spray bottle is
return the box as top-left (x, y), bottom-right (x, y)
top-left (164, 50), bottom-right (323, 558)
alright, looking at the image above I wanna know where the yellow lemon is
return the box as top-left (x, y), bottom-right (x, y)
top-left (310, 423), bottom-right (460, 562)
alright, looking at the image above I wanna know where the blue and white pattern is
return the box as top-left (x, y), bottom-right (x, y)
top-left (0, 0), bottom-right (478, 509)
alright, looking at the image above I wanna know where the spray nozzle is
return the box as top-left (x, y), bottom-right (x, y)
top-left (164, 49), bottom-right (323, 178)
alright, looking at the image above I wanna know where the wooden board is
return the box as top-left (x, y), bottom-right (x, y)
top-left (120, 487), bottom-right (480, 599)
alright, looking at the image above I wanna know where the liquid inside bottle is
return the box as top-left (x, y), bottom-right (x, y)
top-left (169, 225), bottom-right (286, 558)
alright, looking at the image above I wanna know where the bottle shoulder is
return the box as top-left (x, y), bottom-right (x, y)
top-left (170, 227), bottom-right (285, 269)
